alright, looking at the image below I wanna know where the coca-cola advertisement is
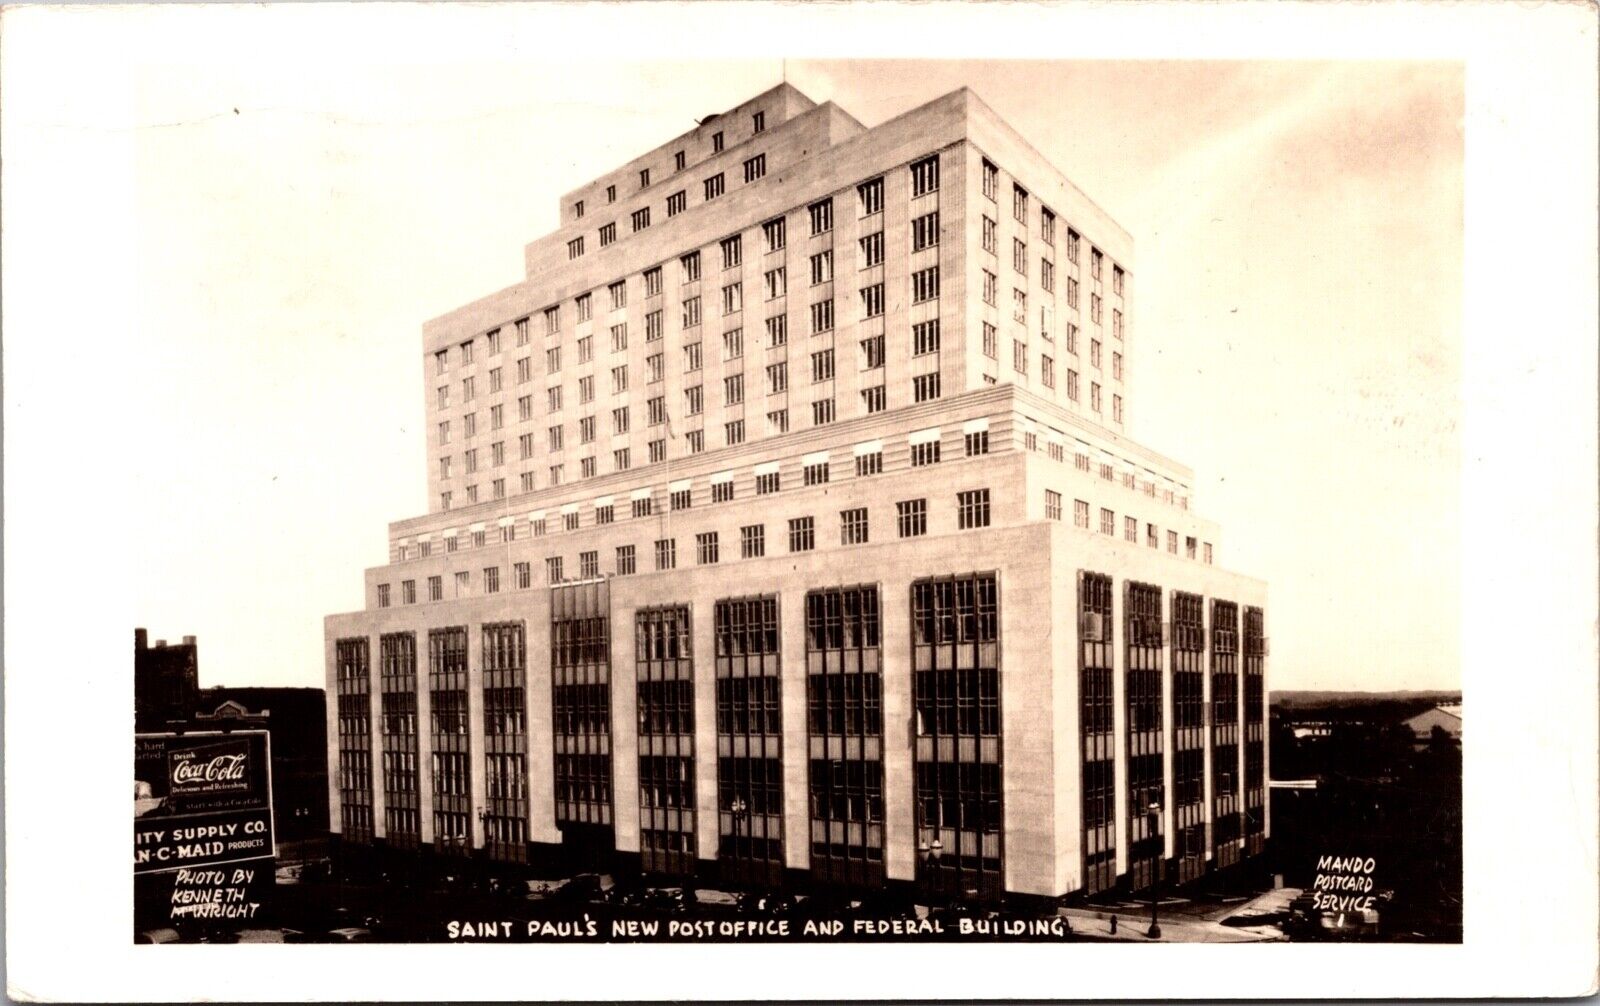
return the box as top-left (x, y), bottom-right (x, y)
top-left (136, 731), bottom-right (276, 938)
top-left (169, 740), bottom-right (251, 799)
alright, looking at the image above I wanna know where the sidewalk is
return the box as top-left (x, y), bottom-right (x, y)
top-left (1056, 891), bottom-right (1290, 943)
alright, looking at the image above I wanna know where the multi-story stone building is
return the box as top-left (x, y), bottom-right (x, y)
top-left (324, 83), bottom-right (1269, 904)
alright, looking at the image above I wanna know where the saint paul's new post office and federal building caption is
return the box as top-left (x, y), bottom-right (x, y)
top-left (325, 83), bottom-right (1270, 908)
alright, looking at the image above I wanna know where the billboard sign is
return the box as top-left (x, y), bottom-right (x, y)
top-left (135, 730), bottom-right (275, 936)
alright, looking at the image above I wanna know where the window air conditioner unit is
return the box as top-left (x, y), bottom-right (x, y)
top-left (1080, 612), bottom-right (1105, 642)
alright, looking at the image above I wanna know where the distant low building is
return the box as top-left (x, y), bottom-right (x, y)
top-left (1403, 703), bottom-right (1461, 746)
top-left (197, 687), bottom-right (330, 848)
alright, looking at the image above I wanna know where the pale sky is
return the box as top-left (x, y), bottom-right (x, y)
top-left (5, 33), bottom-right (1463, 693)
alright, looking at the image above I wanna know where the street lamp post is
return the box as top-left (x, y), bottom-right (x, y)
top-left (1146, 801), bottom-right (1162, 939)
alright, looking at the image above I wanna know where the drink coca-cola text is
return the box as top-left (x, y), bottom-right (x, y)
top-left (172, 754), bottom-right (247, 785)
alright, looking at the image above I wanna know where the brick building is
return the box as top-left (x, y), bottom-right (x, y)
top-left (324, 83), bottom-right (1269, 903)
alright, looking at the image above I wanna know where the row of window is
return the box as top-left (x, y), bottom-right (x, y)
top-left (978, 158), bottom-right (1126, 290)
top-left (1044, 489), bottom-right (1212, 563)
top-left (378, 489), bottom-right (993, 606)
top-left (412, 422), bottom-right (996, 556)
top-left (573, 109), bottom-right (768, 225)
top-left (565, 148), bottom-right (938, 269)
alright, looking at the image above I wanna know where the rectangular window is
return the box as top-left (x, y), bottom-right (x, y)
top-left (1013, 237), bottom-right (1027, 274)
top-left (721, 235), bottom-right (742, 270)
top-left (767, 361), bottom-right (788, 393)
top-left (912, 320), bottom-right (940, 356)
top-left (855, 449), bottom-right (883, 476)
top-left (1066, 369), bottom-right (1079, 402)
top-left (722, 283), bottom-right (743, 315)
top-left (1091, 292), bottom-right (1103, 324)
top-left (982, 216), bottom-right (997, 254)
top-left (743, 154), bottom-right (766, 184)
top-left (696, 532), bottom-right (719, 565)
top-left (1041, 207), bottom-right (1056, 246)
top-left (910, 440), bottom-right (941, 467)
top-left (982, 322), bottom-right (998, 359)
top-left (755, 470), bottom-right (780, 495)
top-left (861, 385), bottom-right (886, 414)
top-left (858, 177), bottom-right (884, 216)
top-left (982, 159), bottom-right (999, 199)
top-left (1074, 499), bottom-right (1090, 528)
top-left (655, 538), bottom-right (677, 570)
top-left (958, 489), bottom-right (992, 529)
top-left (514, 562), bottom-right (531, 589)
top-left (810, 299), bottom-right (834, 334)
top-left (712, 131), bottom-right (723, 152)
top-left (982, 270), bottom-right (997, 306)
top-left (666, 190), bottom-right (687, 217)
top-left (616, 544), bottom-right (636, 576)
top-left (896, 499), bottom-right (927, 538)
top-left (712, 480), bottom-right (734, 503)
top-left (725, 420), bottom-right (745, 446)
top-left (861, 334), bottom-right (886, 370)
top-left (402, 580), bottom-right (417, 604)
top-left (1125, 516), bottom-right (1139, 543)
top-left (965, 430), bottom-right (989, 456)
top-left (861, 283), bottom-right (885, 318)
top-left (577, 336), bottom-right (594, 364)
top-left (579, 550), bottom-right (599, 579)
top-left (912, 211), bottom-right (940, 251)
top-left (811, 349), bottom-right (835, 383)
top-left (1013, 340), bottom-right (1028, 376)
top-left (809, 198), bottom-right (833, 235)
top-left (788, 517), bottom-right (815, 553)
top-left (724, 373), bottom-right (744, 405)
top-left (483, 567), bottom-right (500, 594)
top-left (1013, 287), bottom-right (1028, 323)
top-left (567, 237), bottom-right (584, 259)
top-left (912, 373), bottom-right (941, 402)
top-left (684, 384), bottom-right (703, 414)
top-left (812, 398), bottom-right (836, 426)
top-left (1013, 184), bottom-right (1028, 223)
top-left (810, 250), bottom-right (834, 286)
top-left (377, 583), bottom-right (391, 608)
top-left (740, 524), bottom-right (766, 559)
top-left (1099, 508), bottom-right (1115, 536)
top-left (631, 207), bottom-right (651, 232)
top-left (1091, 382), bottom-right (1102, 413)
top-left (803, 459), bottom-right (830, 486)
top-left (1113, 395), bottom-right (1123, 423)
top-left (704, 173), bottom-right (725, 201)
top-left (765, 267), bottom-right (786, 300)
top-left (1067, 276), bottom-right (1079, 310)
top-left (767, 409), bottom-right (788, 434)
top-left (681, 251), bottom-right (701, 282)
top-left (840, 507), bottom-right (869, 545)
top-left (860, 231), bottom-right (884, 267)
top-left (912, 266), bottom-right (940, 303)
top-left (428, 575), bottom-right (443, 601)
top-left (1041, 355), bottom-right (1055, 389)
top-left (1045, 490), bottom-right (1062, 520)
top-left (765, 314), bottom-right (787, 347)
top-left (763, 217), bottom-right (786, 252)
top-left (682, 296), bottom-right (702, 328)
top-left (1041, 258), bottom-right (1055, 293)
top-left (599, 222), bottom-right (616, 247)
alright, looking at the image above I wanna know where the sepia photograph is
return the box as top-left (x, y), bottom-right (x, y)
top-left (4, 2), bottom-right (1596, 1001)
